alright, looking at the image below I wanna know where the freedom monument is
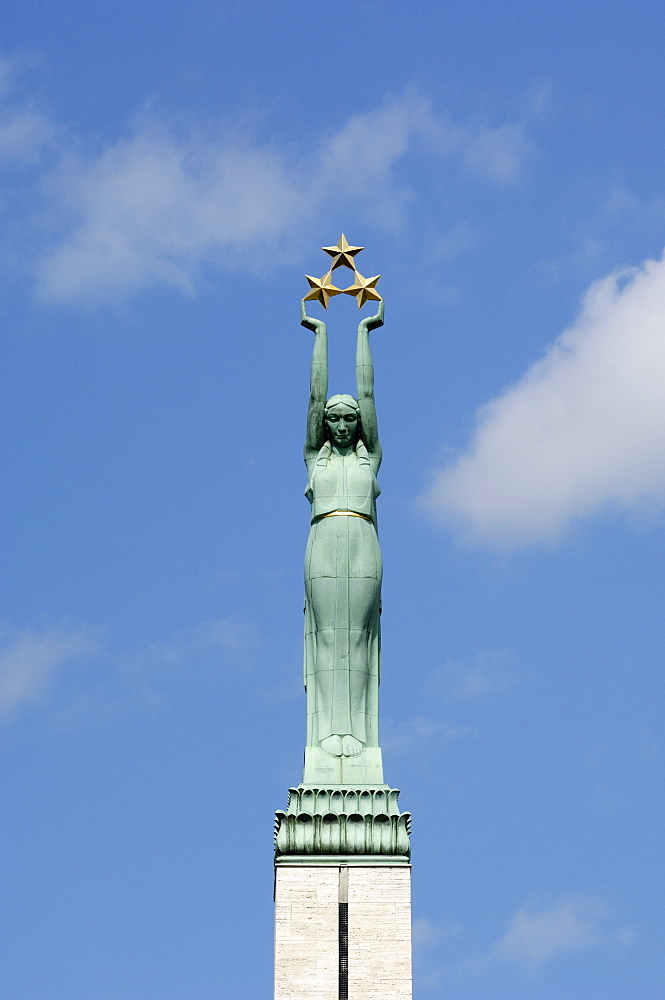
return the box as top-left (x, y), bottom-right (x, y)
top-left (274, 238), bottom-right (412, 1000)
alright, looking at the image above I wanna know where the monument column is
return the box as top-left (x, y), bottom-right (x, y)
top-left (274, 237), bottom-right (412, 1000)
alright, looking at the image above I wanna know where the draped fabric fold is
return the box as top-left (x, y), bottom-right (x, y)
top-left (303, 438), bottom-right (382, 750)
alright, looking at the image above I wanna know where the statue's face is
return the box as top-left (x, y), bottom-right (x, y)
top-left (325, 404), bottom-right (358, 447)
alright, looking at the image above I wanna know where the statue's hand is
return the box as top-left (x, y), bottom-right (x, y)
top-left (301, 299), bottom-right (327, 334)
top-left (358, 298), bottom-right (384, 334)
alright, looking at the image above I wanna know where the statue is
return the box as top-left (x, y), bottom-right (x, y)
top-left (301, 295), bottom-right (384, 760)
top-left (273, 238), bottom-right (411, 860)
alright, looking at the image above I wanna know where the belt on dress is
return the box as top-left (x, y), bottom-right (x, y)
top-left (312, 510), bottom-right (373, 524)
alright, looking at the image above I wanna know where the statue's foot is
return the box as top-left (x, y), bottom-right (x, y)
top-left (319, 735), bottom-right (343, 757)
top-left (341, 735), bottom-right (365, 757)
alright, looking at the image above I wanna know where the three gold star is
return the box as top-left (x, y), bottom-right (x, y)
top-left (321, 234), bottom-right (364, 270)
top-left (304, 237), bottom-right (382, 308)
top-left (303, 269), bottom-right (342, 309)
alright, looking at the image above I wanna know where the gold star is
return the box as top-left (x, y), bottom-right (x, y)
top-left (321, 234), bottom-right (364, 270)
top-left (343, 269), bottom-right (382, 308)
top-left (303, 270), bottom-right (343, 309)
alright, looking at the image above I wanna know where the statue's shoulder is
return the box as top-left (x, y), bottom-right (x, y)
top-left (305, 441), bottom-right (330, 465)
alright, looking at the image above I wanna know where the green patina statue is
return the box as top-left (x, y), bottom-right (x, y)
top-left (301, 297), bottom-right (384, 762)
top-left (274, 243), bottom-right (410, 859)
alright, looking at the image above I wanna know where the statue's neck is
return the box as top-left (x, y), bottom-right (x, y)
top-left (331, 444), bottom-right (355, 458)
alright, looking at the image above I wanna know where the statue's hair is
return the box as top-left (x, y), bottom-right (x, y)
top-left (324, 393), bottom-right (359, 413)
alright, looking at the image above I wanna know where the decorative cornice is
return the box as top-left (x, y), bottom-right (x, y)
top-left (275, 786), bottom-right (411, 859)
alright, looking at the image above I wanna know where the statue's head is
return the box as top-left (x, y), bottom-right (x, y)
top-left (324, 394), bottom-right (360, 448)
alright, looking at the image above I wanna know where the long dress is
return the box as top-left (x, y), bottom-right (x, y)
top-left (304, 439), bottom-right (382, 750)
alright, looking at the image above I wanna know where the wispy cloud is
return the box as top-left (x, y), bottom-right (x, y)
top-left (601, 184), bottom-right (665, 230)
top-left (416, 895), bottom-right (632, 987)
top-left (0, 58), bottom-right (534, 304)
top-left (120, 616), bottom-right (260, 675)
top-left (0, 57), bottom-right (54, 167)
top-left (462, 121), bottom-right (530, 185)
top-left (412, 916), bottom-right (466, 989)
top-left (425, 219), bottom-right (480, 265)
top-left (37, 94), bottom-right (531, 304)
top-left (0, 623), bottom-right (101, 717)
top-left (0, 616), bottom-right (260, 725)
top-left (413, 916), bottom-right (464, 949)
top-left (428, 649), bottom-right (517, 699)
top-left (489, 895), bottom-right (629, 970)
top-left (381, 715), bottom-right (474, 753)
top-left (423, 252), bottom-right (665, 546)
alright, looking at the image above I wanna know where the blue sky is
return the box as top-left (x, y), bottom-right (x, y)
top-left (1, 2), bottom-right (664, 997)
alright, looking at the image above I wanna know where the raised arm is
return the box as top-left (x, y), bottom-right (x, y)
top-left (302, 300), bottom-right (328, 459)
top-left (355, 300), bottom-right (383, 462)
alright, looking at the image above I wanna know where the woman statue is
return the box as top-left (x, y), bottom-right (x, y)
top-left (301, 298), bottom-right (384, 759)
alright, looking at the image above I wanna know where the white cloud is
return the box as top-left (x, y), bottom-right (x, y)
top-left (412, 896), bottom-right (631, 986)
top-left (0, 57), bottom-right (53, 167)
top-left (451, 663), bottom-right (514, 698)
top-left (413, 916), bottom-right (463, 949)
top-left (0, 56), bottom-right (534, 301)
top-left (0, 616), bottom-right (259, 724)
top-left (119, 616), bottom-right (260, 676)
top-left (411, 916), bottom-right (468, 990)
top-left (412, 917), bottom-right (441, 948)
top-left (601, 184), bottom-right (665, 234)
top-left (38, 122), bottom-right (304, 302)
top-left (0, 623), bottom-right (100, 717)
top-left (424, 252), bottom-right (665, 546)
top-left (16, 87), bottom-right (530, 303)
top-left (428, 220), bottom-right (479, 263)
top-left (462, 121), bottom-right (530, 185)
top-left (491, 895), bottom-right (618, 969)
top-left (429, 649), bottom-right (516, 699)
top-left (381, 715), bottom-right (474, 752)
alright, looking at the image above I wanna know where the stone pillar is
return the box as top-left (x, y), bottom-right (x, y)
top-left (348, 866), bottom-right (412, 1000)
top-left (274, 866), bottom-right (338, 1000)
top-left (274, 864), bottom-right (412, 1000)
